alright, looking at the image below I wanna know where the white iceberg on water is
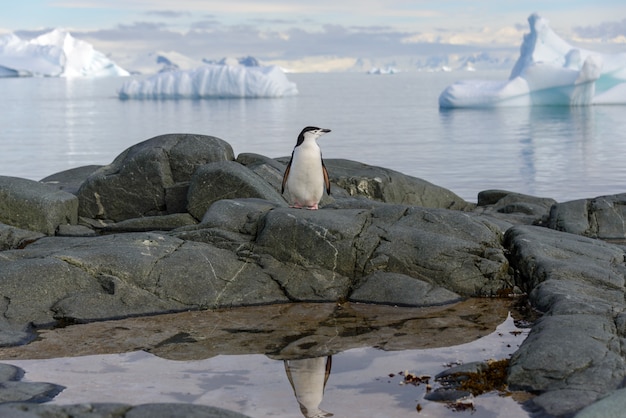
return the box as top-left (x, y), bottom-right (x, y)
top-left (0, 29), bottom-right (129, 77)
top-left (439, 14), bottom-right (626, 108)
top-left (118, 64), bottom-right (298, 99)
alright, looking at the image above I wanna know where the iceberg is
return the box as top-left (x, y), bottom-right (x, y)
top-left (118, 64), bottom-right (298, 99)
top-left (0, 29), bottom-right (129, 77)
top-left (439, 14), bottom-right (626, 108)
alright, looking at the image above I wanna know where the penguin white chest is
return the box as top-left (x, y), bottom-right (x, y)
top-left (286, 142), bottom-right (325, 207)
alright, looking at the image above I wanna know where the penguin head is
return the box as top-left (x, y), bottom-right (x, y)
top-left (296, 126), bottom-right (331, 146)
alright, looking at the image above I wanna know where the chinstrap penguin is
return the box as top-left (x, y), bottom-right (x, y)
top-left (281, 126), bottom-right (331, 210)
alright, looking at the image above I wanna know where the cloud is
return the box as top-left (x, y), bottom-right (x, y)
top-left (116, 21), bottom-right (169, 31)
top-left (144, 10), bottom-right (192, 19)
top-left (78, 18), bottom-right (515, 65)
top-left (190, 19), bottom-right (221, 30)
top-left (574, 19), bottom-right (626, 39)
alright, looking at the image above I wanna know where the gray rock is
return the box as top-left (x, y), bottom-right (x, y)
top-left (77, 133), bottom-right (234, 221)
top-left (236, 152), bottom-right (287, 191)
top-left (547, 198), bottom-right (590, 235)
top-left (171, 198), bottom-right (280, 250)
top-left (0, 254), bottom-right (103, 327)
top-left (200, 198), bottom-right (278, 234)
top-left (187, 161), bottom-right (286, 220)
top-left (323, 159), bottom-right (474, 210)
top-left (0, 404), bottom-right (131, 418)
top-left (0, 176), bottom-right (78, 235)
top-left (239, 155), bottom-right (472, 212)
top-left (0, 223), bottom-right (45, 250)
top-left (424, 389), bottom-right (472, 402)
top-left (0, 321), bottom-right (34, 347)
top-left (255, 205), bottom-right (511, 296)
top-left (56, 224), bottom-right (97, 237)
top-left (576, 387), bottom-right (626, 418)
top-left (549, 193), bottom-right (626, 239)
top-left (366, 205), bottom-right (511, 295)
top-left (349, 271), bottom-right (461, 306)
top-left (475, 189), bottom-right (556, 225)
top-left (435, 361), bottom-right (488, 380)
top-left (0, 232), bottom-right (292, 328)
top-left (255, 207), bottom-right (369, 279)
top-left (0, 363), bottom-right (21, 381)
top-left (102, 213), bottom-right (198, 233)
top-left (0, 200), bottom-right (514, 338)
top-left (125, 403), bottom-right (252, 418)
top-left (0, 363), bottom-right (64, 404)
top-left (40, 165), bottom-right (102, 195)
top-left (0, 381), bottom-right (64, 403)
top-left (505, 225), bottom-right (625, 312)
top-left (505, 225), bottom-right (626, 417)
top-left (0, 403), bottom-right (251, 418)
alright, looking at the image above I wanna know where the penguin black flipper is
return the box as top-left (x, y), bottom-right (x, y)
top-left (281, 156), bottom-right (293, 194)
top-left (322, 159), bottom-right (330, 195)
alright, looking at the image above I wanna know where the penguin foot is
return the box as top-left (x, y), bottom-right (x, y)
top-left (289, 203), bottom-right (319, 210)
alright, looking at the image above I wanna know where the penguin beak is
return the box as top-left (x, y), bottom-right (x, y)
top-left (321, 128), bottom-right (331, 134)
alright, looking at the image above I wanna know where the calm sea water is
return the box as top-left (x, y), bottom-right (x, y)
top-left (1, 71), bottom-right (625, 202)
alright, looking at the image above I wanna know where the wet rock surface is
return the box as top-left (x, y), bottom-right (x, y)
top-left (505, 225), bottom-right (626, 416)
top-left (0, 133), bottom-right (625, 417)
top-left (0, 363), bottom-right (64, 404)
top-left (0, 403), bottom-right (251, 418)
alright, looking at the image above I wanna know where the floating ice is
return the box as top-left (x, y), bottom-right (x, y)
top-left (368, 66), bottom-right (398, 74)
top-left (0, 29), bottom-right (129, 78)
top-left (439, 14), bottom-right (626, 108)
top-left (118, 64), bottom-right (298, 99)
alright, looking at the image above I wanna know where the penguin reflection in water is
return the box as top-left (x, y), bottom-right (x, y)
top-left (281, 126), bottom-right (332, 210)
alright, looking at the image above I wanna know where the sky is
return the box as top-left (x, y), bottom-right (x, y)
top-left (1, 1), bottom-right (626, 71)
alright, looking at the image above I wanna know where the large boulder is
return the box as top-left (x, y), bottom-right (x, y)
top-left (255, 204), bottom-right (510, 296)
top-left (40, 165), bottom-right (102, 195)
top-left (475, 189), bottom-right (556, 226)
top-left (0, 198), bottom-right (513, 340)
top-left (236, 153), bottom-right (287, 192)
top-left (0, 363), bottom-right (63, 404)
top-left (186, 161), bottom-right (286, 220)
top-left (77, 134), bottom-right (234, 221)
top-left (0, 232), bottom-right (290, 328)
top-left (272, 157), bottom-right (474, 210)
top-left (0, 223), bottom-right (45, 250)
top-left (505, 225), bottom-right (626, 417)
top-left (0, 176), bottom-right (78, 235)
top-left (548, 193), bottom-right (626, 239)
top-left (323, 158), bottom-right (473, 210)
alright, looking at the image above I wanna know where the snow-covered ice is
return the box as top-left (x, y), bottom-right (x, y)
top-left (118, 64), bottom-right (298, 99)
top-left (439, 14), bottom-right (626, 108)
top-left (0, 29), bottom-right (129, 78)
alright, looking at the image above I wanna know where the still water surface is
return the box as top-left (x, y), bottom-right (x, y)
top-left (1, 71), bottom-right (625, 202)
top-left (2, 300), bottom-right (530, 417)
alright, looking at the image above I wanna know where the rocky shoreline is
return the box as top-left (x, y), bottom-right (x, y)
top-left (1, 133), bottom-right (625, 417)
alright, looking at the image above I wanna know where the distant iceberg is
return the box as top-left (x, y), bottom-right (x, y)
top-left (439, 14), bottom-right (626, 108)
top-left (118, 64), bottom-right (298, 99)
top-left (0, 29), bottom-right (129, 78)
top-left (368, 66), bottom-right (398, 75)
